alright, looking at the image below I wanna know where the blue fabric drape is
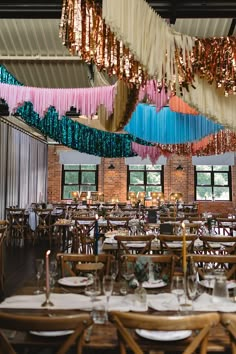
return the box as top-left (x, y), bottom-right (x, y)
top-left (124, 103), bottom-right (224, 144)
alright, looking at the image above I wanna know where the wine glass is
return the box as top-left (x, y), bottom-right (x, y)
top-left (84, 275), bottom-right (101, 306)
top-left (203, 264), bottom-right (215, 292)
top-left (103, 275), bottom-right (114, 320)
top-left (34, 258), bottom-right (44, 295)
top-left (110, 260), bottom-right (119, 295)
top-left (186, 274), bottom-right (198, 302)
top-left (171, 275), bottom-right (185, 313)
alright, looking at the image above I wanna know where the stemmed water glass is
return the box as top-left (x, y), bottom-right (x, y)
top-left (84, 275), bottom-right (101, 307)
top-left (103, 275), bottom-right (114, 320)
top-left (34, 258), bottom-right (44, 295)
top-left (186, 274), bottom-right (198, 309)
top-left (171, 275), bottom-right (185, 313)
top-left (203, 264), bottom-right (215, 292)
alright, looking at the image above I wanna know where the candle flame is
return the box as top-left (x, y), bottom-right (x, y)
top-left (46, 250), bottom-right (51, 256)
top-left (181, 222), bottom-right (185, 228)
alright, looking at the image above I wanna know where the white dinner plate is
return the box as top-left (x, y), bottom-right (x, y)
top-left (30, 330), bottom-right (74, 337)
top-left (58, 276), bottom-right (93, 287)
top-left (136, 329), bottom-right (192, 341)
top-left (142, 280), bottom-right (167, 289)
top-left (199, 279), bottom-right (236, 290)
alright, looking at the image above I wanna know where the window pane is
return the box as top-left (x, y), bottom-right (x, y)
top-left (64, 165), bottom-right (80, 170)
top-left (65, 171), bottom-right (79, 184)
top-left (213, 166), bottom-right (229, 171)
top-left (214, 173), bottom-right (228, 185)
top-left (81, 164), bottom-right (96, 170)
top-left (197, 172), bottom-right (211, 185)
top-left (147, 171), bottom-right (161, 184)
top-left (80, 185), bottom-right (96, 192)
top-left (130, 171), bottom-right (144, 184)
top-left (196, 166), bottom-right (211, 171)
top-left (146, 186), bottom-right (162, 194)
top-left (129, 165), bottom-right (145, 170)
top-left (63, 185), bottom-right (78, 199)
top-left (196, 186), bottom-right (212, 200)
top-left (213, 187), bottom-right (230, 200)
top-left (81, 172), bottom-right (95, 184)
top-left (129, 186), bottom-right (145, 193)
top-left (146, 165), bottom-right (161, 170)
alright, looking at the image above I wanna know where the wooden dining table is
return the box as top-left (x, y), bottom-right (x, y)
top-left (0, 283), bottom-right (232, 354)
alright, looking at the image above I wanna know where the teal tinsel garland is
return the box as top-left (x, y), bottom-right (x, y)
top-left (0, 64), bottom-right (153, 157)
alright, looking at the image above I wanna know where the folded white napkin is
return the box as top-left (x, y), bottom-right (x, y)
top-left (193, 293), bottom-right (236, 312)
top-left (0, 293), bottom-right (92, 310)
top-left (148, 293), bottom-right (179, 311)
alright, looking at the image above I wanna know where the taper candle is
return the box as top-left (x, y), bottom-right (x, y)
top-left (181, 222), bottom-right (187, 273)
top-left (45, 250), bottom-right (51, 295)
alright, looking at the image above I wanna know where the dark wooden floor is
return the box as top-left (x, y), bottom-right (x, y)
top-left (3, 240), bottom-right (54, 298)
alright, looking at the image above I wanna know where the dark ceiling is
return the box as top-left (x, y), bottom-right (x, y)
top-left (0, 1), bottom-right (236, 20)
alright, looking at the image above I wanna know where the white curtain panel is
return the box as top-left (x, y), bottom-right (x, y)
top-left (0, 123), bottom-right (8, 219)
top-left (0, 121), bottom-right (48, 219)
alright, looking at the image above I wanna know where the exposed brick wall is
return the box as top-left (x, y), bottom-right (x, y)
top-left (48, 145), bottom-right (236, 214)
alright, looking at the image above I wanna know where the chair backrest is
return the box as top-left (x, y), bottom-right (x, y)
top-left (188, 254), bottom-right (236, 280)
top-left (34, 208), bottom-right (53, 227)
top-left (56, 253), bottom-right (115, 277)
top-left (5, 208), bottom-right (26, 228)
top-left (110, 311), bottom-right (220, 354)
top-left (0, 311), bottom-right (93, 354)
top-left (106, 217), bottom-right (131, 231)
top-left (114, 235), bottom-right (155, 257)
top-left (221, 313), bottom-right (236, 354)
top-left (158, 234), bottom-right (197, 255)
top-left (199, 235), bottom-right (236, 255)
top-left (120, 254), bottom-right (176, 284)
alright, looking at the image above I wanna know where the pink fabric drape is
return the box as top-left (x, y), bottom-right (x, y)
top-left (139, 81), bottom-right (169, 111)
top-left (169, 95), bottom-right (199, 115)
top-left (0, 82), bottom-right (116, 118)
top-left (131, 141), bottom-right (171, 164)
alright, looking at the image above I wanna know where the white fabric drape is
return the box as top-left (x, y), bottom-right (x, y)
top-left (180, 75), bottom-right (236, 131)
top-left (102, 0), bottom-right (194, 82)
top-left (0, 120), bottom-right (48, 219)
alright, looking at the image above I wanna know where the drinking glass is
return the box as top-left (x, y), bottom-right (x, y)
top-left (34, 258), bottom-right (44, 295)
top-left (121, 260), bottom-right (134, 282)
top-left (203, 264), bottom-right (215, 292)
top-left (186, 274), bottom-right (198, 301)
top-left (103, 275), bottom-right (114, 320)
top-left (84, 276), bottom-right (101, 306)
top-left (171, 275), bottom-right (185, 312)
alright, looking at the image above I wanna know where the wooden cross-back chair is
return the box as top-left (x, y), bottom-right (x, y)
top-left (5, 208), bottom-right (28, 246)
top-left (188, 254), bottom-right (236, 280)
top-left (216, 218), bottom-right (236, 236)
top-left (119, 254), bottom-right (176, 284)
top-left (56, 253), bottom-right (115, 278)
top-left (221, 313), bottom-right (236, 354)
top-left (114, 235), bottom-right (155, 258)
top-left (0, 311), bottom-right (93, 354)
top-left (199, 235), bottom-right (236, 255)
top-left (106, 217), bottom-right (131, 231)
top-left (158, 234), bottom-right (198, 255)
top-left (71, 225), bottom-right (95, 254)
top-left (110, 311), bottom-right (220, 354)
top-left (34, 208), bottom-right (54, 247)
